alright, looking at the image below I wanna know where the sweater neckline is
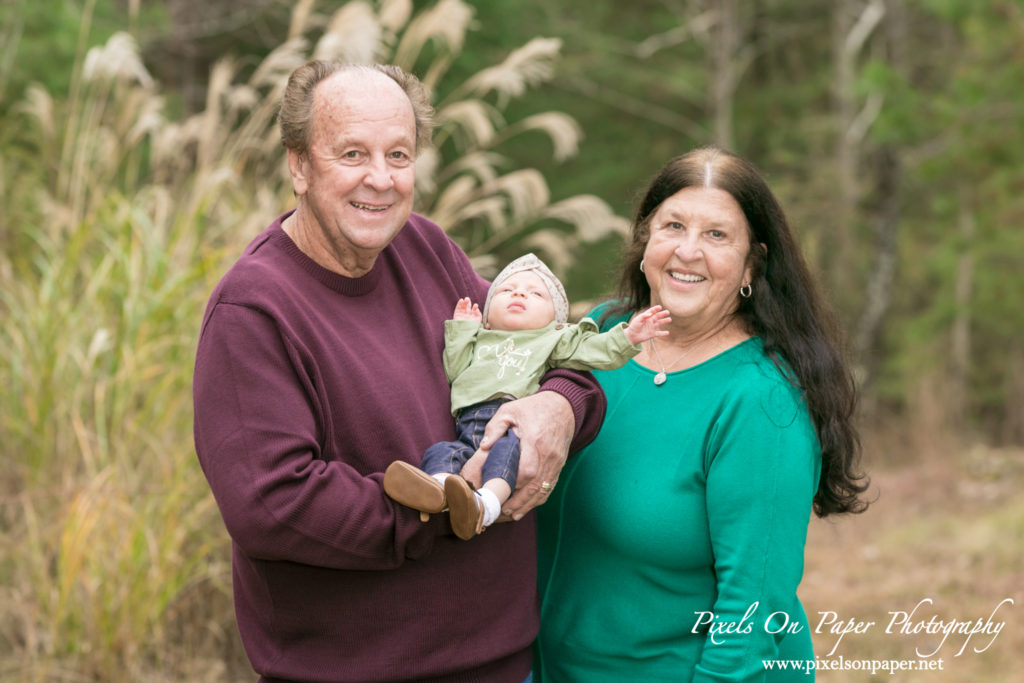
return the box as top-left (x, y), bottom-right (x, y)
top-left (269, 211), bottom-right (385, 297)
top-left (628, 335), bottom-right (761, 380)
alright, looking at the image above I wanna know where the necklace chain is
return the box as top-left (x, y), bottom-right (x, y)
top-left (649, 335), bottom-right (715, 386)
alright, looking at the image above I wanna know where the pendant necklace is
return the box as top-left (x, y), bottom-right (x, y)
top-left (649, 334), bottom-right (716, 386)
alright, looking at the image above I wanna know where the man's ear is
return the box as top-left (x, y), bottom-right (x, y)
top-left (287, 148), bottom-right (309, 196)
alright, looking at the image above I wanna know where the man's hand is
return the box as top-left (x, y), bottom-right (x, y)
top-left (462, 391), bottom-right (574, 520)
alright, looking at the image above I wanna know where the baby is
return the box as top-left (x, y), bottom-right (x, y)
top-left (384, 253), bottom-right (669, 539)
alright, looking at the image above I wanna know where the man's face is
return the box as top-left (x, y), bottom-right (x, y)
top-left (288, 70), bottom-right (417, 274)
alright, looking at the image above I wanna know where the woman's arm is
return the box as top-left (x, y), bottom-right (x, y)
top-left (694, 379), bottom-right (820, 681)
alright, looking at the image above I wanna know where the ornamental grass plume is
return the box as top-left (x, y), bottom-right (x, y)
top-left (0, 0), bottom-right (626, 678)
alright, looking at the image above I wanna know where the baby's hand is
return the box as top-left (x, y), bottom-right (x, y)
top-left (624, 305), bottom-right (671, 345)
top-left (453, 297), bottom-right (483, 322)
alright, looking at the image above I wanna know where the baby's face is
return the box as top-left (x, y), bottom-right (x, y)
top-left (486, 271), bottom-right (557, 331)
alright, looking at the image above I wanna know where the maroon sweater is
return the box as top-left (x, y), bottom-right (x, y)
top-left (193, 212), bottom-right (604, 682)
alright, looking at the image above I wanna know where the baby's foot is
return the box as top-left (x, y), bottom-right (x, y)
top-left (384, 461), bottom-right (446, 522)
top-left (444, 476), bottom-right (485, 540)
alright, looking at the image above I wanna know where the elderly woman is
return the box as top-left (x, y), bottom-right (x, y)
top-left (535, 147), bottom-right (868, 682)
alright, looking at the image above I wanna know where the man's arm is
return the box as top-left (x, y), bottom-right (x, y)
top-left (463, 368), bottom-right (605, 520)
top-left (194, 303), bottom-right (445, 570)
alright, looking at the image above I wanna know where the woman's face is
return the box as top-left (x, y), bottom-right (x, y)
top-left (642, 186), bottom-right (753, 333)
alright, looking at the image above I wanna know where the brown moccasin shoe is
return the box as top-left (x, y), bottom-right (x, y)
top-left (384, 461), bottom-right (446, 521)
top-left (444, 475), bottom-right (484, 540)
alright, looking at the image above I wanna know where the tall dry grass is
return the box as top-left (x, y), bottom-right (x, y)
top-left (0, 1), bottom-right (626, 679)
top-left (0, 27), bottom-right (277, 683)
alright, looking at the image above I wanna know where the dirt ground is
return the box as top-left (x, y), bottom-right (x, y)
top-left (799, 445), bottom-right (1023, 681)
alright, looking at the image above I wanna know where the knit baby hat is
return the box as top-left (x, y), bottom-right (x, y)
top-left (483, 253), bottom-right (570, 325)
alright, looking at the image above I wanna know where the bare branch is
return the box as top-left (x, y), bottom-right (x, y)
top-left (844, 0), bottom-right (886, 58)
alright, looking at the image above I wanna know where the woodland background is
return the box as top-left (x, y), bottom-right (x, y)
top-left (0, 0), bottom-right (1021, 680)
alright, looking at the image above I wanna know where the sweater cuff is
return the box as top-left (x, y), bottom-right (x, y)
top-left (401, 508), bottom-right (450, 560)
top-left (538, 370), bottom-right (606, 453)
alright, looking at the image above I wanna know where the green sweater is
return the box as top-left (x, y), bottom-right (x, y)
top-left (444, 318), bottom-right (639, 415)
top-left (536, 316), bottom-right (820, 682)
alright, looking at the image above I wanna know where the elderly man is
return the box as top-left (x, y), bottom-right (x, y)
top-left (193, 61), bottom-right (603, 682)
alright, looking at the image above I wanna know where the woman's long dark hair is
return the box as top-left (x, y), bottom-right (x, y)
top-left (604, 146), bottom-right (868, 517)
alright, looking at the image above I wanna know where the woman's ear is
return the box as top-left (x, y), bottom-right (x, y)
top-left (744, 242), bottom-right (767, 286)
